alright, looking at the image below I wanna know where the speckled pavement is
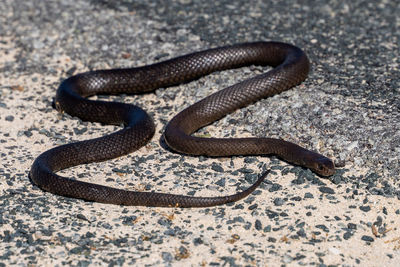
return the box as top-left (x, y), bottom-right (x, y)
top-left (0, 0), bottom-right (399, 266)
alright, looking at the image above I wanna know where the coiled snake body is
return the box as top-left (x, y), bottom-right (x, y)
top-left (30, 42), bottom-right (335, 207)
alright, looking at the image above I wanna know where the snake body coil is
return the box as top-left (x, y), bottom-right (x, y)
top-left (30, 42), bottom-right (335, 207)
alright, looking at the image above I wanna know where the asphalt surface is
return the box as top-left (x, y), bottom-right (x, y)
top-left (0, 0), bottom-right (399, 266)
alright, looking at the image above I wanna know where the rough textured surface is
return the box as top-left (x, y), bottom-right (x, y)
top-left (0, 0), bottom-right (399, 266)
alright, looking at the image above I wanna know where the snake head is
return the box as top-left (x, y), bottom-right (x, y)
top-left (295, 148), bottom-right (335, 176)
top-left (308, 156), bottom-right (336, 176)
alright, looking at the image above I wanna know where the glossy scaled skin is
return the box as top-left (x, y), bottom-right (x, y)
top-left (30, 42), bottom-right (335, 207)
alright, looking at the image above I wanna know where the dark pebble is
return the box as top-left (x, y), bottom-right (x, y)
top-left (383, 207), bottom-right (388, 215)
top-left (347, 223), bottom-right (357, 230)
top-left (264, 225), bottom-right (271, 232)
top-left (362, 173), bottom-right (380, 184)
top-left (313, 231), bottom-right (321, 236)
top-left (330, 175), bottom-right (342, 184)
top-left (193, 237), bottom-right (203, 246)
top-left (297, 228), bottom-right (306, 238)
top-left (215, 178), bottom-right (225, 187)
top-left (113, 237), bottom-right (128, 247)
top-left (378, 226), bottom-right (387, 235)
top-left (248, 204), bottom-right (258, 210)
top-left (186, 190), bottom-right (196, 196)
top-left (361, 235), bottom-right (374, 242)
top-left (294, 254), bottom-right (306, 261)
top-left (360, 206), bottom-right (371, 212)
top-left (226, 216), bottom-right (245, 224)
top-left (244, 157), bottom-right (257, 163)
top-left (237, 167), bottom-right (254, 173)
top-left (175, 246), bottom-right (189, 260)
top-left (232, 204), bottom-right (244, 210)
top-left (273, 198), bottom-right (284, 206)
top-left (41, 229), bottom-right (53, 236)
top-left (154, 53), bottom-right (170, 61)
top-left (312, 177), bottom-right (326, 186)
top-left (265, 209), bottom-right (279, 219)
top-left (157, 217), bottom-right (172, 227)
top-left (73, 127), bottom-right (87, 135)
top-left (112, 168), bottom-right (130, 174)
top-left (296, 222), bottom-right (305, 228)
top-left (85, 232), bottom-right (95, 238)
top-left (101, 223), bottom-right (112, 230)
top-left (269, 183), bottom-right (282, 192)
top-left (290, 196), bottom-right (302, 201)
top-left (76, 214), bottom-right (89, 221)
top-left (319, 186), bottom-right (335, 194)
top-left (164, 229), bottom-right (175, 236)
top-left (5, 115), bottom-right (14, 121)
top-left (370, 188), bottom-right (384, 196)
top-left (255, 219), bottom-right (262, 230)
top-left (374, 216), bottom-right (382, 227)
top-left (243, 196), bottom-right (256, 203)
top-left (211, 163), bottom-right (224, 172)
top-left (343, 232), bottom-right (353, 240)
top-left (220, 257), bottom-right (236, 266)
top-left (69, 246), bottom-right (85, 254)
top-left (304, 192), bottom-right (314, 199)
top-left (292, 176), bottom-right (305, 184)
top-left (316, 225), bottom-right (329, 233)
top-left (122, 216), bottom-right (137, 226)
top-left (245, 173), bottom-right (258, 183)
top-left (162, 252), bottom-right (173, 262)
top-left (24, 130), bottom-right (33, 137)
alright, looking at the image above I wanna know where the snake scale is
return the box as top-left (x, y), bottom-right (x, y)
top-left (30, 41), bottom-right (335, 207)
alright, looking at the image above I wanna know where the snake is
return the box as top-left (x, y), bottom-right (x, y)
top-left (29, 41), bottom-right (335, 208)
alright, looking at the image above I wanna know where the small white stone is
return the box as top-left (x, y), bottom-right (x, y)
top-left (347, 141), bottom-right (359, 151)
top-left (329, 247), bottom-right (341, 255)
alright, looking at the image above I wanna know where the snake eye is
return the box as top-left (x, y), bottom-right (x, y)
top-left (317, 163), bottom-right (325, 171)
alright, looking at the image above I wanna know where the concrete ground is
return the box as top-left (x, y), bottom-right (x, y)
top-left (0, 0), bottom-right (399, 266)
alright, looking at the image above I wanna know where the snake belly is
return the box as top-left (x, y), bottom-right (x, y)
top-left (30, 41), bottom-right (335, 207)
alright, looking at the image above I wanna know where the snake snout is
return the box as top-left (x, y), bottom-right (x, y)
top-left (312, 157), bottom-right (335, 176)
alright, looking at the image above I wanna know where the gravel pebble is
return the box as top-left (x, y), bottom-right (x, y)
top-left (319, 186), bottom-right (335, 194)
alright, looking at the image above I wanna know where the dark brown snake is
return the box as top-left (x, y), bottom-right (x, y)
top-left (30, 41), bottom-right (335, 208)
